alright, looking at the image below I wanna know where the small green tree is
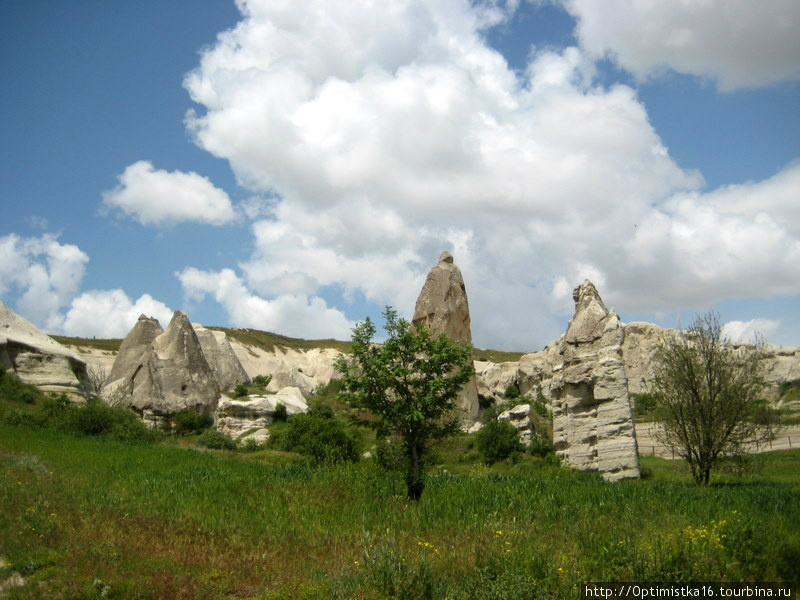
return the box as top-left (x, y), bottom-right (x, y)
top-left (336, 307), bottom-right (474, 500)
top-left (651, 312), bottom-right (776, 486)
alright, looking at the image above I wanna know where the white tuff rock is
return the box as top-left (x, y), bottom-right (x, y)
top-left (105, 311), bottom-right (220, 427)
top-left (412, 251), bottom-right (479, 420)
top-left (550, 280), bottom-right (640, 481)
top-left (0, 300), bottom-right (88, 397)
top-left (215, 386), bottom-right (308, 440)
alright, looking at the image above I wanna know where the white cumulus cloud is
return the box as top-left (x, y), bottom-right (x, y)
top-left (0, 233), bottom-right (88, 332)
top-left (722, 319), bottom-right (781, 344)
top-left (102, 160), bottom-right (237, 226)
top-left (0, 233), bottom-right (175, 338)
top-left (177, 266), bottom-right (355, 340)
top-left (171, 0), bottom-right (800, 349)
top-left (563, 0), bottom-right (800, 90)
top-left (61, 290), bottom-right (173, 338)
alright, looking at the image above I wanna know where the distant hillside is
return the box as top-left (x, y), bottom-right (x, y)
top-left (51, 327), bottom-right (525, 363)
top-left (49, 335), bottom-right (122, 353)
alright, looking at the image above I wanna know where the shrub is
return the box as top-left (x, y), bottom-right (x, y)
top-left (528, 433), bottom-right (554, 459)
top-left (38, 396), bottom-right (158, 443)
top-left (196, 429), bottom-right (237, 450)
top-left (172, 409), bottom-right (214, 435)
top-left (503, 382), bottom-right (520, 399)
top-left (273, 413), bottom-right (361, 464)
top-left (252, 374), bottom-right (272, 388)
top-left (631, 392), bottom-right (658, 419)
top-left (307, 399), bottom-right (334, 419)
top-left (476, 419), bottom-right (523, 464)
top-left (0, 367), bottom-right (44, 405)
top-left (373, 435), bottom-right (407, 472)
top-left (234, 384), bottom-right (249, 397)
top-left (273, 402), bottom-right (288, 422)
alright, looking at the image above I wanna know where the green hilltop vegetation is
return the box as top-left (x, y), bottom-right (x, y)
top-left (50, 327), bottom-right (527, 362)
top-left (48, 335), bottom-right (123, 353)
top-left (1, 368), bottom-right (799, 600)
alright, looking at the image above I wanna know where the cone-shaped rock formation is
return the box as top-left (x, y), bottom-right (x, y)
top-left (193, 324), bottom-right (250, 391)
top-left (412, 251), bottom-right (479, 420)
top-left (107, 311), bottom-right (220, 427)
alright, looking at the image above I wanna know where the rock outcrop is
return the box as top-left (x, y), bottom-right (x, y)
top-left (107, 314), bottom-right (163, 386)
top-left (106, 311), bottom-right (220, 427)
top-left (215, 386), bottom-right (308, 442)
top-left (193, 325), bottom-right (250, 391)
top-left (0, 300), bottom-right (88, 396)
top-left (497, 403), bottom-right (534, 446)
top-left (621, 322), bottom-right (800, 405)
top-left (229, 344), bottom-right (342, 396)
top-left (550, 280), bottom-right (640, 481)
top-left (412, 252), bottom-right (479, 420)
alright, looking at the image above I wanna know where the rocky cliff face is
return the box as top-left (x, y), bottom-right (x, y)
top-left (230, 344), bottom-right (342, 396)
top-left (550, 281), bottom-right (640, 481)
top-left (621, 322), bottom-right (800, 406)
top-left (412, 252), bottom-right (479, 421)
top-left (0, 300), bottom-right (88, 396)
top-left (215, 386), bottom-right (308, 442)
top-left (107, 314), bottom-right (163, 386)
top-left (193, 325), bottom-right (250, 391)
top-left (106, 311), bottom-right (220, 427)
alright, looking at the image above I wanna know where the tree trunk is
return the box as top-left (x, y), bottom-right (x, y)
top-left (406, 442), bottom-right (425, 501)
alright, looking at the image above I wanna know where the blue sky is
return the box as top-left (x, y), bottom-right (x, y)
top-left (1, 0), bottom-right (798, 350)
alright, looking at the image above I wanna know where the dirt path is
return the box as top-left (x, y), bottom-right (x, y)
top-left (635, 423), bottom-right (800, 459)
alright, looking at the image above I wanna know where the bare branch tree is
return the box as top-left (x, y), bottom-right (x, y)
top-left (652, 312), bottom-right (778, 485)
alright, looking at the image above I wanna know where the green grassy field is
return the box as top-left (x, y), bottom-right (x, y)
top-left (1, 421), bottom-right (798, 600)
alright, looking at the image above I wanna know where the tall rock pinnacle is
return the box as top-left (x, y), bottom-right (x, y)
top-left (412, 251), bottom-right (479, 420)
top-left (551, 280), bottom-right (640, 481)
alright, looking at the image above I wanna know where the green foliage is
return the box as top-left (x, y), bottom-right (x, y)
top-left (171, 409), bottom-right (214, 435)
top-left (373, 434), bottom-right (408, 472)
top-left (234, 383), bottom-right (249, 397)
top-left (48, 335), bottom-right (122, 352)
top-left (476, 420), bottom-right (524, 464)
top-left (528, 433), bottom-right (555, 459)
top-left (273, 402), bottom-right (289, 422)
top-left (359, 539), bottom-right (439, 600)
top-left (0, 366), bottom-right (44, 405)
top-left (336, 307), bottom-right (474, 500)
top-left (503, 382), bottom-right (520, 399)
top-left (631, 392), bottom-right (658, 419)
top-left (271, 413), bottom-right (361, 465)
top-left (652, 312), bottom-right (775, 486)
top-left (40, 395), bottom-right (158, 443)
top-left (208, 326), bottom-right (353, 354)
top-left (252, 374), bottom-right (272, 388)
top-left (195, 428), bottom-right (237, 450)
top-left (0, 423), bottom-right (798, 599)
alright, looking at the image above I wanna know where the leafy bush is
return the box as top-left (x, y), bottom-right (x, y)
top-left (0, 367), bottom-right (43, 405)
top-left (234, 384), bottom-right (249, 397)
top-left (528, 433), bottom-right (554, 459)
top-left (273, 402), bottom-right (288, 422)
top-left (172, 409), bottom-right (214, 435)
top-left (272, 413), bottom-right (361, 464)
top-left (373, 435), bottom-right (407, 472)
top-left (252, 374), bottom-right (272, 388)
top-left (41, 395), bottom-right (158, 443)
top-left (631, 392), bottom-right (658, 418)
top-left (195, 429), bottom-right (237, 450)
top-left (503, 382), bottom-right (520, 399)
top-left (476, 419), bottom-right (523, 464)
top-left (307, 399), bottom-right (334, 419)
